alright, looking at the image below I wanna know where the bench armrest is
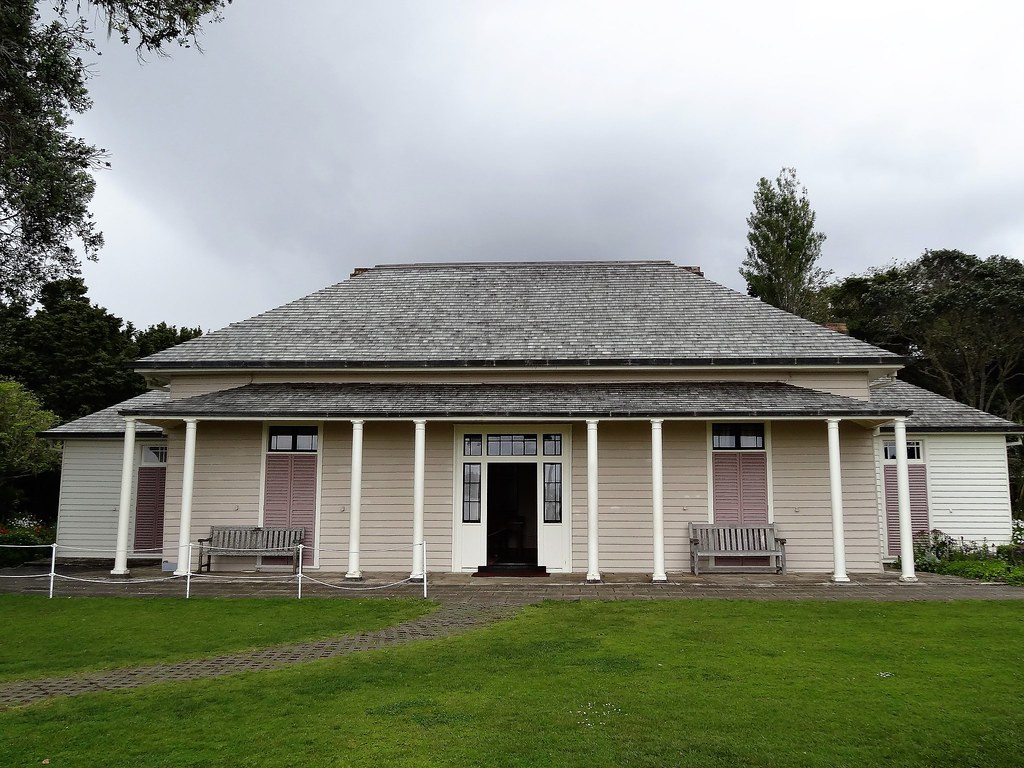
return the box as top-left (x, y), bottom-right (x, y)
top-left (197, 537), bottom-right (212, 544)
top-left (689, 537), bottom-right (701, 545)
top-left (776, 537), bottom-right (787, 545)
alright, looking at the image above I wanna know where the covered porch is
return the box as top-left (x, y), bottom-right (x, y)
top-left (112, 381), bottom-right (921, 583)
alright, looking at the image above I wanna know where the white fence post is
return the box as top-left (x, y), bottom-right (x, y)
top-left (422, 540), bottom-right (427, 600)
top-left (297, 544), bottom-right (304, 600)
top-left (48, 543), bottom-right (57, 599)
top-left (185, 542), bottom-right (193, 599)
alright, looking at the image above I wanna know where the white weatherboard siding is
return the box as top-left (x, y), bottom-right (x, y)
top-left (921, 434), bottom-right (1013, 546)
top-left (55, 439), bottom-right (165, 559)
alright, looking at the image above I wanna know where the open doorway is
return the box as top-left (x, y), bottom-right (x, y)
top-left (486, 463), bottom-right (537, 566)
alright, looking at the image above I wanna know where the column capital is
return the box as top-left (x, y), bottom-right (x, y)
top-left (413, 418), bottom-right (427, 427)
top-left (586, 418), bottom-right (599, 427)
top-left (893, 415), bottom-right (908, 425)
top-left (650, 418), bottom-right (664, 426)
top-left (826, 417), bottom-right (841, 426)
top-left (350, 418), bottom-right (365, 427)
top-left (183, 417), bottom-right (198, 426)
top-left (123, 415), bottom-right (137, 424)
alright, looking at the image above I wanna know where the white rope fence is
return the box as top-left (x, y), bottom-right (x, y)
top-left (0, 541), bottom-right (429, 600)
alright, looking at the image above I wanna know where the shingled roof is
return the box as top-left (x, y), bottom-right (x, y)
top-left (870, 379), bottom-right (1022, 433)
top-left (122, 381), bottom-right (906, 420)
top-left (40, 391), bottom-right (168, 438)
top-left (135, 261), bottom-right (902, 370)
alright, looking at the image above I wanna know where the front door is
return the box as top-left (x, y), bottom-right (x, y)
top-left (711, 424), bottom-right (770, 566)
top-left (487, 463), bottom-right (537, 565)
top-left (263, 426), bottom-right (319, 566)
top-left (133, 466), bottom-right (166, 552)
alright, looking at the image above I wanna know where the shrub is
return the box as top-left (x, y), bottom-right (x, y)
top-left (937, 560), bottom-right (1010, 582)
top-left (0, 525), bottom-right (54, 567)
top-left (996, 544), bottom-right (1024, 565)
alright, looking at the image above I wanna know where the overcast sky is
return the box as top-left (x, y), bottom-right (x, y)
top-left (73, 1), bottom-right (1024, 332)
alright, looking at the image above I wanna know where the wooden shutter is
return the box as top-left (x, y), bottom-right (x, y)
top-left (712, 453), bottom-right (741, 524)
top-left (738, 453), bottom-right (769, 525)
top-left (263, 454), bottom-right (317, 565)
top-left (884, 464), bottom-right (929, 556)
top-left (133, 467), bottom-right (166, 551)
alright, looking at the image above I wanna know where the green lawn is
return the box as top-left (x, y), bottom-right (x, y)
top-left (0, 595), bottom-right (433, 681)
top-left (3, 600), bottom-right (1024, 767)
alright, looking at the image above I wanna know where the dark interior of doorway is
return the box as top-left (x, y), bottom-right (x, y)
top-left (475, 462), bottom-right (547, 576)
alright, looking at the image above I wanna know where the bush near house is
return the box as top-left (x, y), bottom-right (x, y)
top-left (910, 524), bottom-right (1024, 586)
top-left (0, 516), bottom-right (54, 567)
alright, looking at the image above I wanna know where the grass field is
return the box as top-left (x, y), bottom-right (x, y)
top-left (2, 600), bottom-right (1023, 767)
top-left (0, 595), bottom-right (433, 681)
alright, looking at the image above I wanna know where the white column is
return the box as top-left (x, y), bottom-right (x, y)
top-left (894, 417), bottom-right (918, 583)
top-left (651, 419), bottom-right (667, 583)
top-left (110, 417), bottom-right (138, 575)
top-left (173, 419), bottom-right (199, 576)
top-left (826, 418), bottom-right (850, 583)
top-left (410, 419), bottom-right (426, 581)
top-left (586, 419), bottom-right (601, 583)
top-left (345, 419), bottom-right (365, 580)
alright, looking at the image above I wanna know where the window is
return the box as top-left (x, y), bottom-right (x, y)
top-left (142, 446), bottom-right (167, 464)
top-left (884, 441), bottom-right (922, 461)
top-left (462, 463), bottom-right (481, 522)
top-left (712, 423), bottom-right (765, 450)
top-left (543, 434), bottom-right (562, 456)
top-left (268, 426), bottom-right (318, 452)
top-left (486, 433), bottom-right (538, 456)
top-left (543, 463), bottom-right (562, 523)
top-left (463, 434), bottom-right (482, 456)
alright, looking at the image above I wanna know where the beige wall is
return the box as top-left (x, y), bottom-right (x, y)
top-left (167, 367), bottom-right (872, 401)
top-left (159, 418), bottom-right (882, 574)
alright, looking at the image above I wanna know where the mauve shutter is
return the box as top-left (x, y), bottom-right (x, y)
top-left (738, 453), bottom-right (769, 525)
top-left (263, 455), bottom-right (293, 527)
top-left (884, 464), bottom-right (930, 556)
top-left (712, 453), bottom-right (742, 525)
top-left (289, 455), bottom-right (317, 565)
top-left (133, 467), bottom-right (166, 551)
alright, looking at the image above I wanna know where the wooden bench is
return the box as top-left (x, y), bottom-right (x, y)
top-left (196, 526), bottom-right (305, 573)
top-left (688, 523), bottom-right (786, 575)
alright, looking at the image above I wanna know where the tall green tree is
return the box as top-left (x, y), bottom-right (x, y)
top-left (0, 0), bottom-right (229, 302)
top-left (740, 167), bottom-right (830, 320)
top-left (0, 278), bottom-right (202, 421)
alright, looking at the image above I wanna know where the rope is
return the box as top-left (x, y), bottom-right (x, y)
top-left (55, 544), bottom-right (166, 553)
top-left (53, 573), bottom-right (183, 584)
top-left (197, 546), bottom-right (300, 553)
top-left (301, 575), bottom-right (416, 591)
top-left (187, 572), bottom-right (298, 583)
top-left (0, 572), bottom-right (51, 579)
top-left (0, 543), bottom-right (53, 548)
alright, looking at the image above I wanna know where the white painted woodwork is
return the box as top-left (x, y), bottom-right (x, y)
top-left (111, 418), bottom-right (137, 575)
top-left (586, 419), bottom-right (601, 582)
top-left (650, 419), bottom-right (667, 582)
top-left (346, 419), bottom-right (364, 578)
top-left (173, 419), bottom-right (198, 575)
top-left (893, 418), bottom-right (917, 582)
top-left (826, 418), bottom-right (850, 583)
top-left (411, 419), bottom-right (426, 580)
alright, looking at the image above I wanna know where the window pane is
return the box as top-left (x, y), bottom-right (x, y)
top-left (463, 463), bottom-right (481, 523)
top-left (295, 434), bottom-right (316, 451)
top-left (543, 463), bottom-right (562, 523)
top-left (713, 424), bottom-right (764, 451)
top-left (269, 427), bottom-right (318, 452)
top-left (543, 434), bottom-right (562, 456)
top-left (464, 435), bottom-right (482, 456)
top-left (487, 434), bottom-right (538, 456)
top-left (270, 433), bottom-right (292, 451)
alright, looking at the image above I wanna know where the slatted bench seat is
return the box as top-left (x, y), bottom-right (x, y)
top-left (688, 523), bottom-right (786, 575)
top-left (196, 526), bottom-right (305, 574)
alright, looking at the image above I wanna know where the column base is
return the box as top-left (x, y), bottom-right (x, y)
top-left (109, 569), bottom-right (131, 578)
top-left (173, 569), bottom-right (190, 577)
top-left (409, 575), bottom-right (424, 584)
top-left (344, 572), bottom-right (364, 582)
top-left (651, 575), bottom-right (668, 584)
top-left (585, 575), bottom-right (602, 584)
top-left (830, 573), bottom-right (851, 584)
top-left (898, 574), bottom-right (919, 584)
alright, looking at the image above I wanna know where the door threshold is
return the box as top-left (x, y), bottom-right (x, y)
top-left (473, 564), bottom-right (548, 578)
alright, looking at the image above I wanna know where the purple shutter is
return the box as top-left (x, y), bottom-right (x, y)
top-left (712, 453), bottom-right (742, 524)
top-left (738, 453), bottom-right (769, 525)
top-left (884, 464), bottom-right (929, 556)
top-left (133, 466), bottom-right (166, 551)
top-left (263, 454), bottom-right (316, 565)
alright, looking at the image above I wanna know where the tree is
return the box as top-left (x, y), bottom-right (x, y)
top-left (0, 0), bottom-right (229, 302)
top-left (0, 379), bottom-right (60, 497)
top-left (0, 278), bottom-right (203, 421)
top-left (740, 168), bottom-right (830, 320)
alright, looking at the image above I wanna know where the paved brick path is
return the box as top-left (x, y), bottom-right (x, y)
top-left (2, 564), bottom-right (1021, 709)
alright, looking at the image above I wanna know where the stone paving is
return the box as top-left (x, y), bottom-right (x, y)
top-left (2, 563), bottom-right (1022, 709)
